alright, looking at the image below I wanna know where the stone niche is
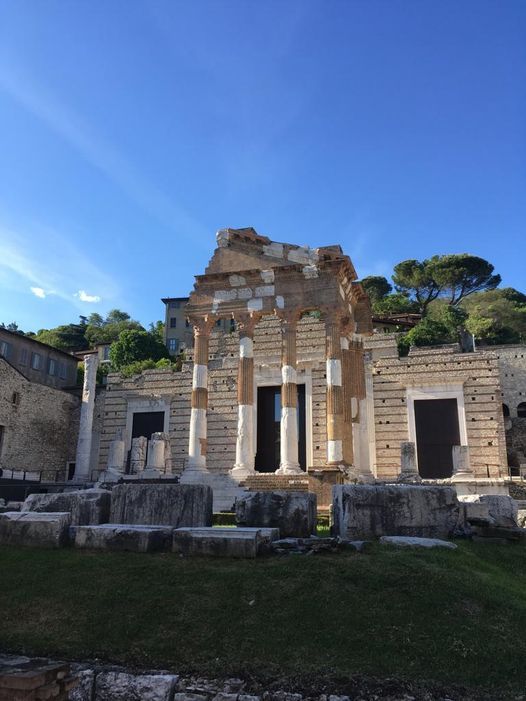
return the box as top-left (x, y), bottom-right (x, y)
top-left (235, 491), bottom-right (317, 538)
top-left (332, 484), bottom-right (465, 540)
top-left (109, 484), bottom-right (213, 527)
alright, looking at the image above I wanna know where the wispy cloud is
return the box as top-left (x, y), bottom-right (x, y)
top-left (0, 220), bottom-right (118, 310)
top-left (75, 290), bottom-right (101, 304)
top-left (0, 66), bottom-right (209, 248)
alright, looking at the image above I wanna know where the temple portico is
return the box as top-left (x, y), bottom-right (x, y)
top-left (180, 227), bottom-right (373, 486)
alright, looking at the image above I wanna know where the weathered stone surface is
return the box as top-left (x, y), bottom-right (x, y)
top-left (68, 668), bottom-right (95, 701)
top-left (110, 484), bottom-right (213, 527)
top-left (459, 494), bottom-right (518, 527)
top-left (332, 484), bottom-right (464, 539)
top-left (173, 528), bottom-right (266, 558)
top-left (270, 536), bottom-right (339, 555)
top-left (74, 525), bottom-right (173, 553)
top-left (235, 491), bottom-right (316, 537)
top-left (517, 509), bottom-right (526, 528)
top-left (379, 535), bottom-right (458, 549)
top-left (0, 511), bottom-right (70, 548)
top-left (22, 489), bottom-right (111, 525)
top-left (95, 671), bottom-right (178, 701)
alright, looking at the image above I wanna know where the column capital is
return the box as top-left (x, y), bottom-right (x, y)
top-left (188, 314), bottom-right (215, 336)
top-left (234, 311), bottom-right (261, 337)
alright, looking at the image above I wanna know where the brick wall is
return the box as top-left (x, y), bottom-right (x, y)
top-left (0, 359), bottom-right (79, 477)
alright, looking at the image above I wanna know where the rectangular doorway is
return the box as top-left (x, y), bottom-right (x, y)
top-left (414, 398), bottom-right (460, 478)
top-left (255, 385), bottom-right (306, 472)
top-left (128, 411), bottom-right (166, 471)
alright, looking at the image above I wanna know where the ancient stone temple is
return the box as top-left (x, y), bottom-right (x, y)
top-left (96, 228), bottom-right (373, 502)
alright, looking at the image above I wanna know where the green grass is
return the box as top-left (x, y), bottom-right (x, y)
top-left (1, 542), bottom-right (525, 696)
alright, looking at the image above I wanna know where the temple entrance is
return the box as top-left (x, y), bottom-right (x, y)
top-left (128, 411), bottom-right (165, 471)
top-left (414, 398), bottom-right (460, 478)
top-left (255, 385), bottom-right (306, 472)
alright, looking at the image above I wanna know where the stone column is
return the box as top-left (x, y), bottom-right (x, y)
top-left (231, 313), bottom-right (259, 479)
top-left (325, 312), bottom-right (344, 466)
top-left (398, 441), bottom-right (421, 482)
top-left (181, 316), bottom-right (213, 483)
top-left (277, 311), bottom-right (302, 475)
top-left (350, 338), bottom-right (374, 482)
top-left (144, 431), bottom-right (167, 476)
top-left (452, 445), bottom-right (474, 480)
top-left (340, 326), bottom-right (354, 467)
top-left (130, 436), bottom-right (147, 473)
top-left (74, 353), bottom-right (98, 482)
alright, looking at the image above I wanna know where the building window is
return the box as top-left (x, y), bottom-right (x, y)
top-left (0, 341), bottom-right (11, 359)
top-left (169, 301), bottom-right (181, 309)
top-left (168, 339), bottom-right (179, 353)
top-left (185, 320), bottom-right (190, 328)
top-left (58, 362), bottom-right (68, 380)
top-left (103, 345), bottom-right (111, 360)
top-left (19, 348), bottom-right (29, 365)
top-left (31, 352), bottom-right (42, 370)
top-left (518, 402), bottom-right (526, 419)
top-left (48, 358), bottom-right (57, 376)
top-left (170, 317), bottom-right (177, 328)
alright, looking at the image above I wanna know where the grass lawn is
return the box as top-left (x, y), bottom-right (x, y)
top-left (0, 542), bottom-right (525, 697)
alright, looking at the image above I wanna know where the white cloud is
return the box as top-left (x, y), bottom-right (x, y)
top-left (75, 290), bottom-right (101, 303)
top-left (30, 286), bottom-right (47, 299)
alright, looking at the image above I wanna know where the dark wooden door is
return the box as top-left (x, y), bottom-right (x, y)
top-left (131, 411), bottom-right (165, 440)
top-left (255, 386), bottom-right (306, 472)
top-left (414, 398), bottom-right (460, 478)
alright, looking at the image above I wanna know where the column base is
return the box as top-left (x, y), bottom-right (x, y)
top-left (275, 464), bottom-right (303, 476)
top-left (230, 465), bottom-right (256, 481)
top-left (180, 463), bottom-right (209, 484)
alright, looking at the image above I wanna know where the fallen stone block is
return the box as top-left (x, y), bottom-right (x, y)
top-left (332, 484), bottom-right (464, 540)
top-left (458, 494), bottom-right (518, 527)
top-left (110, 484), bottom-right (213, 527)
top-left (0, 512), bottom-right (70, 548)
top-left (379, 536), bottom-right (458, 549)
top-left (22, 489), bottom-right (111, 525)
top-left (74, 525), bottom-right (173, 553)
top-left (235, 491), bottom-right (316, 537)
top-left (172, 528), bottom-right (260, 558)
top-left (95, 671), bottom-right (178, 701)
top-left (518, 509), bottom-right (526, 528)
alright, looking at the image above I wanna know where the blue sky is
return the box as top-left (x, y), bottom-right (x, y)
top-left (0, 1), bottom-right (524, 331)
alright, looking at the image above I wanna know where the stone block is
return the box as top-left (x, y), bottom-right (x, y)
top-left (74, 525), bottom-right (173, 553)
top-left (379, 536), bottom-right (457, 549)
top-left (518, 509), bottom-right (526, 528)
top-left (109, 484), bottom-right (213, 527)
top-left (235, 491), bottom-right (316, 537)
top-left (22, 489), bottom-right (111, 525)
top-left (173, 528), bottom-right (261, 558)
top-left (332, 484), bottom-right (464, 539)
top-left (0, 512), bottom-right (70, 548)
top-left (68, 669), bottom-right (95, 701)
top-left (458, 494), bottom-right (518, 527)
top-left (95, 671), bottom-right (178, 701)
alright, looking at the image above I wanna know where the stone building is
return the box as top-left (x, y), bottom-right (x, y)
top-left (0, 357), bottom-right (79, 478)
top-left (492, 344), bottom-right (526, 468)
top-left (93, 228), bottom-right (509, 501)
top-left (0, 327), bottom-right (78, 390)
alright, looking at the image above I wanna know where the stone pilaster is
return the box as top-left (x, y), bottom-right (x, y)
top-left (325, 312), bottom-right (344, 466)
top-left (276, 310), bottom-right (302, 475)
top-left (340, 324), bottom-right (354, 467)
top-left (74, 353), bottom-right (98, 482)
top-left (181, 316), bottom-right (214, 483)
top-left (231, 312), bottom-right (260, 479)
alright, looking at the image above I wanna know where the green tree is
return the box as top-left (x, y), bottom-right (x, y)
top-left (84, 309), bottom-right (143, 346)
top-left (361, 276), bottom-right (392, 304)
top-left (392, 259), bottom-right (441, 316)
top-left (109, 329), bottom-right (170, 370)
top-left (34, 323), bottom-right (89, 351)
top-left (428, 254), bottom-right (501, 306)
top-left (463, 288), bottom-right (526, 344)
top-left (372, 292), bottom-right (419, 316)
top-left (149, 320), bottom-right (165, 343)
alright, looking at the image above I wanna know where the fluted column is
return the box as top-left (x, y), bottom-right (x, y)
top-left (231, 312), bottom-right (259, 479)
top-left (276, 311), bottom-right (302, 474)
top-left (181, 316), bottom-right (213, 483)
top-left (325, 311), bottom-right (344, 466)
